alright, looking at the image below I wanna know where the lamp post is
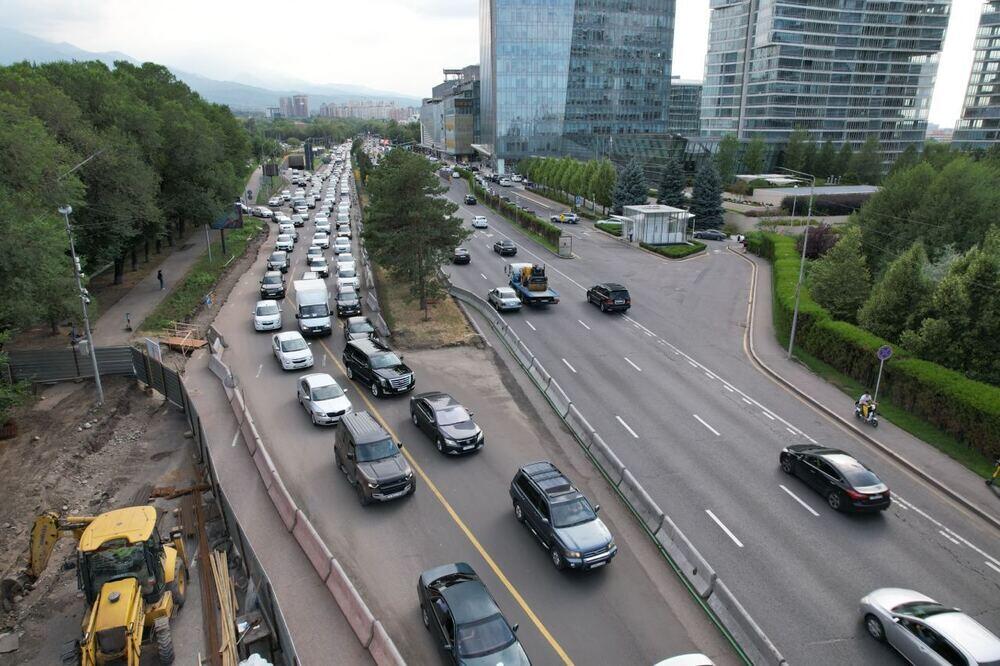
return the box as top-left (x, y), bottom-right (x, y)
top-left (60, 205), bottom-right (104, 406)
top-left (776, 167), bottom-right (816, 359)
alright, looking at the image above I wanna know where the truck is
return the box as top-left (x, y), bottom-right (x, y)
top-left (505, 262), bottom-right (559, 305)
top-left (293, 280), bottom-right (332, 336)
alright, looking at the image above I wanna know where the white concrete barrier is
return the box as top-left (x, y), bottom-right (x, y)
top-left (266, 476), bottom-right (299, 531)
top-left (292, 512), bottom-right (333, 580)
top-left (325, 558), bottom-right (376, 646)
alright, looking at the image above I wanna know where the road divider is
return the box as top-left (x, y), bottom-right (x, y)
top-left (441, 268), bottom-right (785, 666)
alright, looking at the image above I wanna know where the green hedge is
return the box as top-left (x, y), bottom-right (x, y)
top-left (640, 241), bottom-right (706, 259)
top-left (461, 171), bottom-right (563, 250)
top-left (594, 222), bottom-right (621, 236)
top-left (760, 232), bottom-right (1000, 460)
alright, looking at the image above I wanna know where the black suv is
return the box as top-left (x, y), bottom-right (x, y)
top-left (335, 411), bottom-right (414, 505)
top-left (586, 283), bottom-right (630, 313)
top-left (509, 461), bottom-right (616, 570)
top-left (453, 247), bottom-right (471, 264)
top-left (343, 316), bottom-right (379, 342)
top-left (464, 194), bottom-right (477, 205)
top-left (343, 338), bottom-right (415, 397)
top-left (493, 240), bottom-right (517, 256)
top-left (259, 271), bottom-right (286, 299)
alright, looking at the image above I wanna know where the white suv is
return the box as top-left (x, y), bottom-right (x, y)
top-left (472, 216), bottom-right (488, 229)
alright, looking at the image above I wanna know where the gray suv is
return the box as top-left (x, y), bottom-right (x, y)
top-left (509, 461), bottom-right (616, 570)
top-left (334, 411), bottom-right (415, 505)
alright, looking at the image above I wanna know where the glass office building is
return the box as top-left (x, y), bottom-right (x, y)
top-left (667, 79), bottom-right (702, 136)
top-left (953, 1), bottom-right (1000, 150)
top-left (479, 0), bottom-right (676, 171)
top-left (701, 0), bottom-right (951, 164)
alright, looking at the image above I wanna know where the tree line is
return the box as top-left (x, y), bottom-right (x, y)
top-left (257, 116), bottom-right (420, 146)
top-left (0, 59), bottom-right (251, 334)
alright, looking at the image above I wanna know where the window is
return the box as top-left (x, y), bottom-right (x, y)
top-left (814, 460), bottom-right (840, 480)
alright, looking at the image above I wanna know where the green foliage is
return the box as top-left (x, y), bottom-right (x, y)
top-left (891, 144), bottom-right (920, 175)
top-left (640, 241), bottom-right (706, 258)
top-left (594, 222), bottom-right (622, 236)
top-left (656, 154), bottom-right (686, 208)
top-left (364, 151), bottom-right (470, 313)
top-left (690, 160), bottom-right (723, 229)
top-left (715, 134), bottom-right (739, 185)
top-left (743, 136), bottom-right (766, 175)
top-left (0, 331), bottom-right (30, 424)
top-left (858, 241), bottom-right (932, 340)
top-left (807, 227), bottom-right (869, 322)
top-left (814, 141), bottom-right (837, 179)
top-left (834, 142), bottom-right (853, 176)
top-left (850, 136), bottom-right (883, 185)
top-left (611, 159), bottom-right (647, 214)
top-left (590, 159), bottom-right (616, 209)
top-left (782, 128), bottom-right (810, 173)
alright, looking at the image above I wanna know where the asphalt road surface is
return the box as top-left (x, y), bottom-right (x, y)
top-left (211, 166), bottom-right (739, 665)
top-left (439, 176), bottom-right (1000, 665)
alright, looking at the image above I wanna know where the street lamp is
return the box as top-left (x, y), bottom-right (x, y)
top-left (776, 167), bottom-right (816, 359)
top-left (60, 205), bottom-right (104, 406)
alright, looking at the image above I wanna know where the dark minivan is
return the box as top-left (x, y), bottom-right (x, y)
top-left (343, 338), bottom-right (415, 398)
top-left (586, 283), bottom-right (630, 313)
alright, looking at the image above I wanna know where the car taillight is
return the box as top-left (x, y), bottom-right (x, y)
top-left (845, 489), bottom-right (866, 501)
top-left (604, 298), bottom-right (614, 305)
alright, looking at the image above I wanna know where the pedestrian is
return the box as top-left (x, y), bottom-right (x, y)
top-left (628, 230), bottom-right (634, 243)
top-left (157, 269), bottom-right (164, 290)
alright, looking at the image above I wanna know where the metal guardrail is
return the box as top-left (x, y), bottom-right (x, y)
top-left (442, 271), bottom-right (788, 666)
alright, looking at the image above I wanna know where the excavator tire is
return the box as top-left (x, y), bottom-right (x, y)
top-left (167, 563), bottom-right (188, 609)
top-left (154, 617), bottom-right (175, 665)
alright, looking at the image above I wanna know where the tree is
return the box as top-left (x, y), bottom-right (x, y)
top-left (850, 136), bottom-right (883, 185)
top-left (814, 141), bottom-right (837, 179)
top-left (782, 128), bottom-right (810, 173)
top-left (796, 223), bottom-right (839, 260)
top-left (656, 155), bottom-right (686, 208)
top-left (858, 241), bottom-right (933, 341)
top-left (579, 160), bottom-right (598, 205)
top-left (0, 331), bottom-right (29, 425)
top-left (362, 150), bottom-right (470, 316)
top-left (715, 134), bottom-right (739, 185)
top-left (743, 136), bottom-right (766, 175)
top-left (803, 141), bottom-right (818, 177)
top-left (590, 159), bottom-right (616, 211)
top-left (807, 227), bottom-right (869, 322)
top-left (855, 162), bottom-right (936, 274)
top-left (834, 142), bottom-right (853, 177)
top-left (611, 159), bottom-right (647, 214)
top-left (890, 144), bottom-right (920, 176)
top-left (690, 160), bottom-right (724, 229)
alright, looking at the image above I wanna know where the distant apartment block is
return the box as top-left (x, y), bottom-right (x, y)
top-left (318, 100), bottom-right (417, 122)
top-left (953, 1), bottom-right (1000, 150)
top-left (420, 66), bottom-right (480, 158)
top-left (279, 96), bottom-right (294, 118)
top-left (292, 94), bottom-right (309, 118)
top-left (667, 78), bottom-right (702, 136)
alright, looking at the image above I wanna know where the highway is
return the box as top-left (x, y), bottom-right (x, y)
top-left (210, 164), bottom-right (739, 665)
top-left (440, 175), bottom-right (1000, 665)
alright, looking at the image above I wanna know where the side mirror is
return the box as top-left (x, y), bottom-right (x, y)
top-left (397, 441), bottom-right (404, 449)
top-left (512, 623), bottom-right (519, 633)
top-left (594, 504), bottom-right (601, 513)
top-left (467, 411), bottom-right (475, 418)
top-left (346, 451), bottom-right (355, 460)
top-left (295, 314), bottom-right (301, 319)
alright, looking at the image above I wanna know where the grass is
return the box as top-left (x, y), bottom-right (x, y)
top-left (255, 174), bottom-right (285, 204)
top-left (791, 348), bottom-right (996, 478)
top-left (139, 217), bottom-right (266, 332)
top-left (640, 241), bottom-right (706, 259)
top-left (373, 266), bottom-right (476, 349)
top-left (594, 222), bottom-right (622, 236)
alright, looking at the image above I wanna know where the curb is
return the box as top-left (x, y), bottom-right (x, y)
top-left (729, 247), bottom-right (1000, 532)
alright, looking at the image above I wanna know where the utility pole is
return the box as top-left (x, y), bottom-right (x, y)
top-left (60, 205), bottom-right (104, 406)
top-left (778, 167), bottom-right (816, 359)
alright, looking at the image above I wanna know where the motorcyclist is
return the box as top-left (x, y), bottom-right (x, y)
top-left (857, 392), bottom-right (874, 420)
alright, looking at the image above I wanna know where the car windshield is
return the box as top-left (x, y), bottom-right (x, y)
top-left (311, 383), bottom-right (344, 400)
top-left (839, 463), bottom-right (881, 488)
top-left (257, 304), bottom-right (279, 316)
top-left (262, 275), bottom-right (281, 285)
top-left (338, 291), bottom-right (358, 303)
top-left (356, 437), bottom-right (399, 462)
top-left (280, 338), bottom-right (307, 352)
top-left (892, 601), bottom-right (953, 618)
top-left (371, 352), bottom-right (402, 369)
top-left (436, 406), bottom-right (470, 426)
top-left (270, 253), bottom-right (285, 262)
top-left (300, 304), bottom-right (328, 317)
top-left (551, 497), bottom-right (597, 528)
top-left (349, 321), bottom-right (374, 333)
top-left (497, 289), bottom-right (516, 299)
top-left (339, 268), bottom-right (357, 278)
top-left (457, 614), bottom-right (516, 658)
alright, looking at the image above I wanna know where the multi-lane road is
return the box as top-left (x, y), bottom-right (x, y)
top-left (438, 174), bottom-right (1000, 665)
top-left (211, 164), bottom-right (739, 665)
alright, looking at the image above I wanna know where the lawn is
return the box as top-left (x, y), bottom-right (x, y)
top-left (640, 241), bottom-right (706, 259)
top-left (594, 222), bottom-right (621, 236)
top-left (373, 266), bottom-right (476, 350)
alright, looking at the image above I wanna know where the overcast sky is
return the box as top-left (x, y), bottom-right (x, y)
top-left (0, 0), bottom-right (982, 127)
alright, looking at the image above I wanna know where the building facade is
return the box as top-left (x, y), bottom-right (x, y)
top-left (667, 78), bottom-right (702, 136)
top-left (420, 66), bottom-right (481, 158)
top-left (953, 1), bottom-right (1000, 150)
top-left (319, 100), bottom-right (417, 121)
top-left (479, 0), bottom-right (676, 171)
top-left (292, 94), bottom-right (309, 118)
top-left (701, 0), bottom-right (951, 163)
top-left (279, 96), bottom-right (294, 118)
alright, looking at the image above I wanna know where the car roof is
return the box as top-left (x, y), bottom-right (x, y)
top-left (499, 239), bottom-right (515, 245)
top-left (275, 331), bottom-right (302, 341)
top-left (255, 299), bottom-right (278, 307)
top-left (346, 316), bottom-right (370, 325)
top-left (417, 391), bottom-right (459, 411)
top-left (441, 579), bottom-right (500, 625)
top-left (598, 282), bottom-right (627, 291)
top-left (496, 287), bottom-right (516, 295)
top-left (924, 612), bottom-right (1000, 661)
top-left (302, 373), bottom-right (336, 388)
top-left (520, 461), bottom-right (578, 499)
top-left (342, 410), bottom-right (389, 444)
top-left (263, 270), bottom-right (282, 278)
top-left (348, 338), bottom-right (391, 355)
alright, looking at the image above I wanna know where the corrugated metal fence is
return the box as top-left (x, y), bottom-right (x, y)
top-left (6, 346), bottom-right (134, 383)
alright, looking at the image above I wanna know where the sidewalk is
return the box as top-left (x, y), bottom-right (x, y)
top-left (92, 167), bottom-right (263, 346)
top-left (743, 251), bottom-right (1000, 521)
top-left (183, 350), bottom-right (372, 665)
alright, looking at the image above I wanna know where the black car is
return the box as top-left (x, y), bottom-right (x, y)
top-left (694, 229), bottom-right (728, 241)
top-left (335, 286), bottom-right (362, 316)
top-left (343, 338), bottom-right (415, 398)
top-left (417, 563), bottom-right (529, 666)
top-left (779, 444), bottom-right (891, 512)
top-left (259, 271), bottom-right (286, 299)
top-left (493, 240), bottom-right (517, 256)
top-left (464, 194), bottom-right (477, 205)
top-left (586, 283), bottom-right (631, 313)
top-left (409, 392), bottom-right (483, 455)
top-left (510, 461), bottom-right (616, 570)
top-left (453, 247), bottom-right (471, 264)
top-left (343, 316), bottom-right (379, 342)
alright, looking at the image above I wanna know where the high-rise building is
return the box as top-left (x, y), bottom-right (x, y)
top-left (279, 96), bottom-right (294, 118)
top-left (479, 0), bottom-right (676, 171)
top-left (954, 1), bottom-right (1000, 150)
top-left (420, 66), bottom-right (481, 158)
top-left (701, 0), bottom-right (951, 164)
top-left (292, 94), bottom-right (309, 118)
top-left (667, 78), bottom-right (702, 136)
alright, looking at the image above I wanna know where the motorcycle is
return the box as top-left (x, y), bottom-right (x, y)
top-left (855, 401), bottom-right (879, 428)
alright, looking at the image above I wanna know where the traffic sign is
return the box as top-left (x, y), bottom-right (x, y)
top-left (877, 345), bottom-right (893, 361)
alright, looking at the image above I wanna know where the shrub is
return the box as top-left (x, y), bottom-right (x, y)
top-left (780, 193), bottom-right (872, 216)
top-left (748, 178), bottom-right (773, 192)
top-left (594, 222), bottom-right (621, 236)
top-left (640, 241), bottom-right (706, 258)
top-left (726, 181), bottom-right (750, 196)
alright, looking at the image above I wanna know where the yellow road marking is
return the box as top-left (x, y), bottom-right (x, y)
top-left (317, 339), bottom-right (573, 665)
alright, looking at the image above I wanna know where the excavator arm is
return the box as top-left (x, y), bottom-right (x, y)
top-left (29, 511), bottom-right (96, 578)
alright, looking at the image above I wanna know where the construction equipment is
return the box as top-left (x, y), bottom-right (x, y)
top-left (506, 262), bottom-right (560, 305)
top-left (29, 506), bottom-right (188, 665)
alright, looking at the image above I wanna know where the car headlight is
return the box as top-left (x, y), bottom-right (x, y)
top-left (404, 471), bottom-right (413, 479)
top-left (378, 376), bottom-right (388, 385)
top-left (564, 548), bottom-right (582, 558)
top-left (443, 437), bottom-right (457, 447)
top-left (476, 431), bottom-right (484, 441)
top-left (367, 481), bottom-right (378, 489)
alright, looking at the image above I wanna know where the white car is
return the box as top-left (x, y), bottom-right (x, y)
top-left (306, 245), bottom-right (324, 263)
top-left (272, 331), bottom-right (313, 371)
top-left (313, 232), bottom-right (330, 249)
top-left (333, 237), bottom-right (351, 254)
top-left (309, 256), bottom-right (330, 278)
top-left (652, 656), bottom-right (714, 666)
top-left (315, 219), bottom-right (331, 234)
top-left (488, 287), bottom-right (521, 312)
top-left (297, 372), bottom-right (352, 424)
top-left (268, 196), bottom-right (282, 207)
top-left (336, 253), bottom-right (355, 269)
top-left (281, 190), bottom-right (291, 201)
top-left (278, 223), bottom-right (297, 241)
top-left (511, 174), bottom-right (523, 183)
top-left (336, 224), bottom-right (351, 239)
top-left (472, 216), bottom-right (488, 229)
top-left (252, 300), bottom-right (282, 331)
top-left (273, 213), bottom-right (290, 225)
top-left (300, 271), bottom-right (320, 281)
top-left (336, 264), bottom-right (360, 290)
top-left (499, 178), bottom-right (512, 187)
top-left (275, 234), bottom-right (294, 252)
top-left (293, 204), bottom-right (308, 215)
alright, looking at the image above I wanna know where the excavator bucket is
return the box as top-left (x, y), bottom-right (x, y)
top-left (29, 512), bottom-right (61, 578)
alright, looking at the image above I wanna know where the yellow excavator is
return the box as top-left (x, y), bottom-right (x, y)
top-left (29, 505), bottom-right (188, 665)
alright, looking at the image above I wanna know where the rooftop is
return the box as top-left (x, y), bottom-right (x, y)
top-left (761, 185), bottom-right (880, 197)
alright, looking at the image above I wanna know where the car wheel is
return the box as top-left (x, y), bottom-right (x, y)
top-left (346, 365), bottom-right (354, 380)
top-left (600, 302), bottom-right (607, 313)
top-left (550, 549), bottom-right (565, 570)
top-left (436, 437), bottom-right (444, 453)
top-left (411, 411), bottom-right (419, 426)
top-left (780, 457), bottom-right (794, 474)
top-left (421, 604), bottom-right (430, 630)
top-left (827, 491), bottom-right (844, 512)
top-left (864, 614), bottom-right (886, 642)
top-left (310, 412), bottom-right (318, 426)
top-left (514, 503), bottom-right (524, 522)
top-left (370, 381), bottom-right (381, 398)
top-left (356, 482), bottom-right (371, 506)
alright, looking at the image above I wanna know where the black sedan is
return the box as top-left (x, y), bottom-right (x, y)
top-left (410, 392), bottom-right (484, 454)
top-left (464, 194), bottom-right (477, 205)
top-left (453, 247), bottom-right (471, 264)
top-left (417, 563), bottom-right (529, 666)
top-left (693, 229), bottom-right (728, 241)
top-left (779, 444), bottom-right (891, 512)
top-left (493, 239), bottom-right (517, 256)
top-left (343, 316), bottom-right (378, 342)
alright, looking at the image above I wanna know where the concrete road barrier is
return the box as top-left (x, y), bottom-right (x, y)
top-left (513, 340), bottom-right (534, 368)
top-left (241, 416), bottom-right (258, 455)
top-left (656, 515), bottom-right (718, 599)
top-left (251, 445), bottom-right (277, 490)
top-left (619, 470), bottom-right (665, 535)
top-left (368, 620), bottom-right (406, 666)
top-left (709, 580), bottom-right (788, 666)
top-left (545, 380), bottom-right (572, 418)
top-left (232, 389), bottom-right (247, 425)
top-left (266, 476), bottom-right (299, 531)
top-left (564, 404), bottom-right (596, 449)
top-left (590, 435), bottom-right (625, 486)
top-left (528, 358), bottom-right (551, 390)
top-left (208, 353), bottom-right (230, 382)
top-left (292, 512), bottom-right (333, 580)
top-left (325, 558), bottom-right (376, 646)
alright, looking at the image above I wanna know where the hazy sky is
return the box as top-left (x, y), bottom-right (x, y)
top-left (0, 0), bottom-right (982, 127)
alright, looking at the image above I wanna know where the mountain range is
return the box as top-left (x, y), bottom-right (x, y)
top-left (0, 27), bottom-right (421, 112)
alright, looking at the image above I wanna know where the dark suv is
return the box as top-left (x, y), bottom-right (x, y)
top-left (586, 283), bottom-right (630, 313)
top-left (509, 461), bottom-right (616, 570)
top-left (343, 338), bottom-right (415, 397)
top-left (259, 271), bottom-right (286, 299)
top-left (335, 411), bottom-right (414, 505)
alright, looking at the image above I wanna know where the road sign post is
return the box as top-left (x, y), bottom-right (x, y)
top-left (874, 345), bottom-right (892, 403)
